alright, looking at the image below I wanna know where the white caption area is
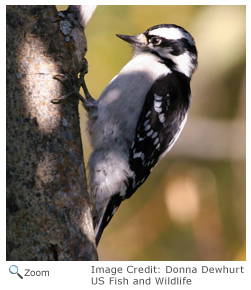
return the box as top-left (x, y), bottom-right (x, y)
top-left (5, 261), bottom-right (248, 290)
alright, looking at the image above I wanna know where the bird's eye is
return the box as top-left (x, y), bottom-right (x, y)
top-left (150, 37), bottom-right (162, 46)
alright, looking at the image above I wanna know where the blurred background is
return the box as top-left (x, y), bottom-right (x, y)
top-left (57, 5), bottom-right (246, 261)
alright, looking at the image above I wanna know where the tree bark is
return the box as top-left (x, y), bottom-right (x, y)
top-left (6, 5), bottom-right (98, 260)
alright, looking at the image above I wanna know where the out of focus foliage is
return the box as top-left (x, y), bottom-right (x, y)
top-left (57, 5), bottom-right (246, 261)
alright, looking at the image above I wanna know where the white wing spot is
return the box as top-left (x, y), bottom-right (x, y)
top-left (152, 132), bottom-right (158, 139)
top-left (154, 100), bottom-right (162, 107)
top-left (144, 124), bottom-right (151, 131)
top-left (154, 106), bottom-right (162, 113)
top-left (153, 137), bottom-right (159, 146)
top-left (159, 113), bottom-right (165, 123)
top-left (133, 152), bottom-right (142, 159)
top-left (154, 93), bottom-right (163, 101)
top-left (146, 111), bottom-right (151, 118)
top-left (154, 99), bottom-right (162, 113)
top-left (144, 119), bottom-right (150, 126)
top-left (147, 130), bottom-right (153, 137)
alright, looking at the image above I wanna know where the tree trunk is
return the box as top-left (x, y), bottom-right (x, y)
top-left (6, 5), bottom-right (98, 261)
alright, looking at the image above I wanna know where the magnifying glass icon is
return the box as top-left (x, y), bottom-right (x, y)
top-left (9, 265), bottom-right (23, 279)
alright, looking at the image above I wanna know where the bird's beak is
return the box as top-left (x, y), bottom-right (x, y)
top-left (116, 33), bottom-right (147, 46)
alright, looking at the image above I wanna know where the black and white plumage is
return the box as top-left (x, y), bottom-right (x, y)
top-left (83, 24), bottom-right (197, 245)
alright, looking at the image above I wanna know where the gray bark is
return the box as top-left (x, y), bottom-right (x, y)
top-left (6, 5), bottom-right (98, 261)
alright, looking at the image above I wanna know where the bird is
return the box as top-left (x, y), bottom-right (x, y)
top-left (55, 24), bottom-right (198, 245)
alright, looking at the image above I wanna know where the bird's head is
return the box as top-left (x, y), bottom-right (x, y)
top-left (117, 24), bottom-right (198, 78)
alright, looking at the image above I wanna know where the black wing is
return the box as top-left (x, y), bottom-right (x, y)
top-left (125, 72), bottom-right (191, 198)
top-left (94, 72), bottom-right (191, 245)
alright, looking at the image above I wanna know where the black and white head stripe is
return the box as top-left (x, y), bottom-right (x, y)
top-left (143, 24), bottom-right (198, 78)
top-left (146, 24), bottom-right (195, 46)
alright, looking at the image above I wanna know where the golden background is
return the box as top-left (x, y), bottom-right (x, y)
top-left (57, 5), bottom-right (246, 261)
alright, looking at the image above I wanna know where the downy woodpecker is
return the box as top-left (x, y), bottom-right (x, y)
top-left (55, 24), bottom-right (198, 245)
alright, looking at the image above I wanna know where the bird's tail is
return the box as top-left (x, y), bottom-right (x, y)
top-left (93, 193), bottom-right (122, 246)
